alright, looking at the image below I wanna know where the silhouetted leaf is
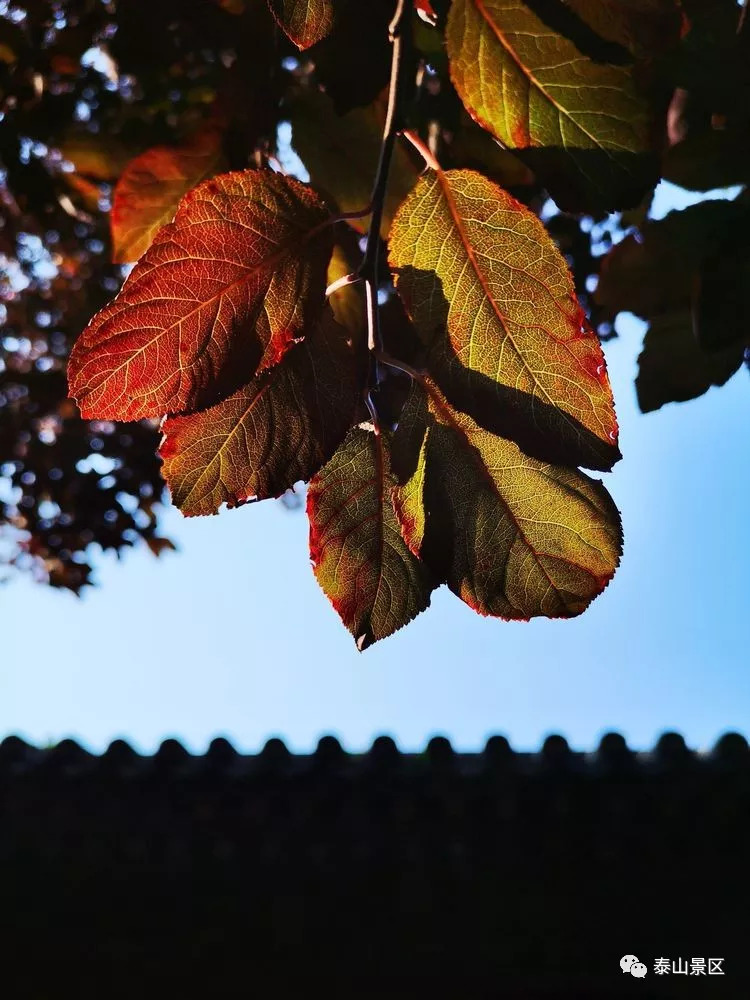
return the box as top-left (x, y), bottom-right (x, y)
top-left (389, 168), bottom-right (620, 471)
top-left (663, 130), bottom-right (750, 192)
top-left (565, 0), bottom-right (680, 61)
top-left (392, 379), bottom-right (622, 619)
top-left (111, 125), bottom-right (226, 263)
top-left (636, 310), bottom-right (744, 412)
top-left (308, 425), bottom-right (434, 648)
top-left (305, 0), bottom-right (394, 112)
top-left (596, 198), bottom-right (750, 409)
top-left (160, 309), bottom-right (363, 515)
top-left (595, 199), bottom-right (741, 322)
top-left (693, 230), bottom-right (750, 352)
top-left (68, 170), bottom-right (334, 420)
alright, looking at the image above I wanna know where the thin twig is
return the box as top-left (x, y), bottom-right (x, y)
top-left (336, 204), bottom-right (373, 221)
top-left (358, 0), bottom-right (414, 385)
top-left (377, 351), bottom-right (424, 382)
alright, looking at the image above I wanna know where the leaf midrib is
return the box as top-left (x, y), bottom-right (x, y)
top-left (426, 381), bottom-right (569, 614)
top-left (433, 169), bottom-right (607, 449)
top-left (469, 0), bottom-right (620, 152)
top-left (82, 214), bottom-right (332, 410)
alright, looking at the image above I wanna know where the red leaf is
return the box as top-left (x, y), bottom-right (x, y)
top-left (110, 125), bottom-right (225, 264)
top-left (160, 308), bottom-right (365, 515)
top-left (68, 170), bottom-right (334, 421)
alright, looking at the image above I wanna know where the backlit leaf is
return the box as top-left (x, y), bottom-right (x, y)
top-left (59, 134), bottom-right (136, 181)
top-left (68, 170), bottom-right (334, 421)
top-left (392, 379), bottom-right (622, 620)
top-left (388, 168), bottom-right (619, 471)
top-left (289, 86), bottom-right (419, 238)
top-left (111, 125), bottom-right (225, 263)
top-left (268, 0), bottom-right (334, 49)
top-left (445, 0), bottom-right (658, 209)
top-left (160, 308), bottom-right (364, 516)
top-left (308, 425), bottom-right (434, 648)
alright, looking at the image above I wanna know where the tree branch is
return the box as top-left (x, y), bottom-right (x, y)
top-left (358, 0), bottom-right (414, 389)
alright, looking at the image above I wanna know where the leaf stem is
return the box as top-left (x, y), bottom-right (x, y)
top-left (325, 272), bottom-right (362, 297)
top-left (402, 129), bottom-right (442, 172)
top-left (358, 0), bottom-right (414, 371)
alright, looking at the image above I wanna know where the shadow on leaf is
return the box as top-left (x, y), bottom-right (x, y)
top-left (391, 266), bottom-right (621, 472)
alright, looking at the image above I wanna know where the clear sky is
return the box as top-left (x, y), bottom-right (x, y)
top-left (2, 184), bottom-right (748, 754)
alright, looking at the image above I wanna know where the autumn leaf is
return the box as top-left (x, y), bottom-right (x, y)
top-left (308, 425), bottom-right (434, 649)
top-left (392, 379), bottom-right (622, 620)
top-left (111, 125), bottom-right (226, 263)
top-left (289, 86), bottom-right (418, 238)
top-left (59, 134), bottom-right (136, 182)
top-left (68, 170), bottom-right (334, 421)
top-left (445, 0), bottom-right (659, 209)
top-left (160, 308), bottom-right (364, 515)
top-left (267, 0), bottom-right (334, 49)
top-left (388, 168), bottom-right (619, 471)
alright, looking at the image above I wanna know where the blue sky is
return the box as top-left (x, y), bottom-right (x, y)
top-left (1, 184), bottom-right (748, 754)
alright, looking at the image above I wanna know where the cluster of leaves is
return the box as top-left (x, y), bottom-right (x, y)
top-left (2, 1), bottom-right (748, 642)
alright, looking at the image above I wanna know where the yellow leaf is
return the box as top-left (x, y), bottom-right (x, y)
top-left (445, 0), bottom-right (658, 209)
top-left (389, 168), bottom-right (619, 471)
top-left (392, 379), bottom-right (622, 620)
